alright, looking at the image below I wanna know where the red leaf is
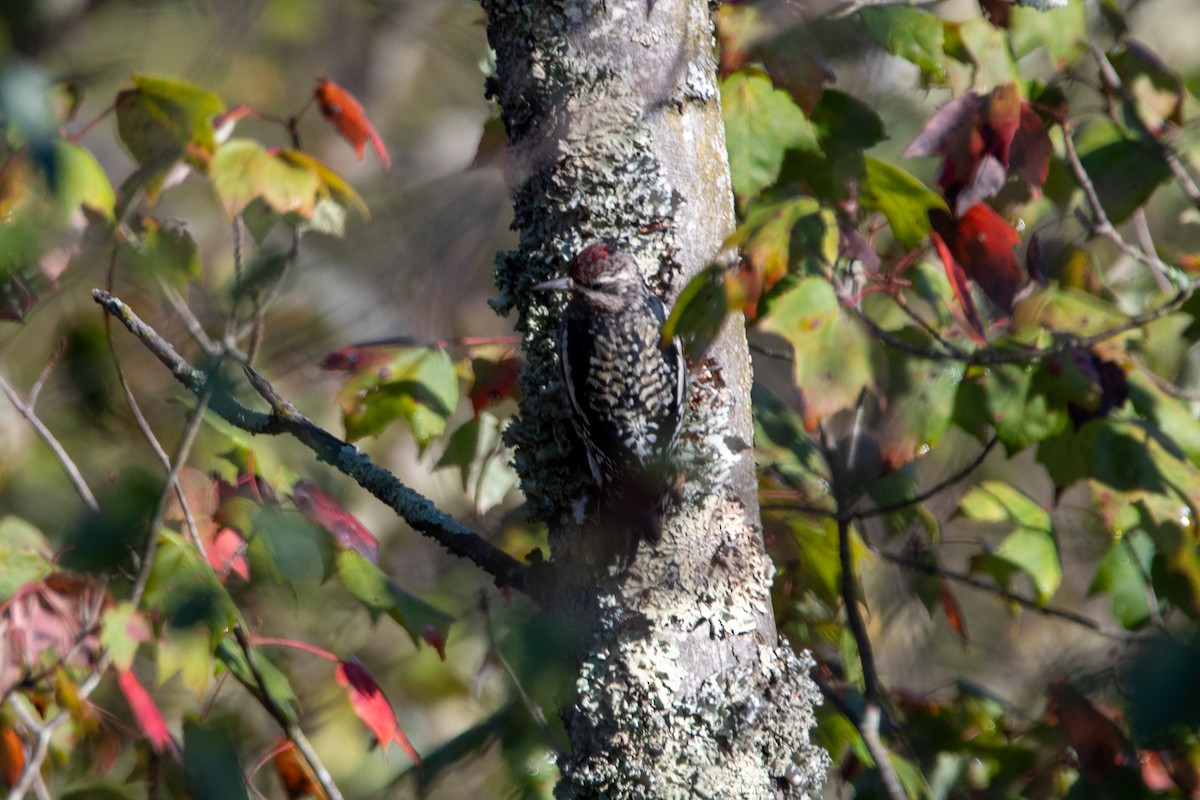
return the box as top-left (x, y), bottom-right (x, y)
top-left (0, 727), bottom-right (24, 788)
top-left (320, 345), bottom-right (391, 373)
top-left (929, 217), bottom-right (987, 343)
top-left (1, 573), bottom-right (107, 697)
top-left (291, 481), bottom-right (379, 563)
top-left (469, 354), bottom-right (521, 416)
top-left (208, 527), bottom-right (249, 580)
top-left (1009, 105), bottom-right (1052, 195)
top-left (335, 659), bottom-right (420, 765)
top-left (116, 668), bottom-right (179, 757)
top-left (314, 78), bottom-right (391, 170)
top-left (906, 85), bottom-right (1028, 214)
top-left (930, 204), bottom-right (1023, 314)
top-left (421, 624), bottom-right (447, 661)
top-left (939, 582), bottom-right (969, 644)
top-left (272, 739), bottom-right (328, 800)
top-left (1045, 679), bottom-right (1135, 782)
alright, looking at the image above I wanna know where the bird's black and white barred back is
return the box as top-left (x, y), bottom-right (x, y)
top-left (536, 243), bottom-right (687, 551)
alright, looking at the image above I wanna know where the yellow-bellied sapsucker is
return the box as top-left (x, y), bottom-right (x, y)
top-left (535, 243), bottom-right (687, 550)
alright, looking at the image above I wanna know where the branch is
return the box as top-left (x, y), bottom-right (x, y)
top-left (876, 549), bottom-right (1136, 640)
top-left (0, 373), bottom-right (99, 512)
top-left (818, 418), bottom-right (907, 800)
top-left (92, 289), bottom-right (534, 597)
top-left (233, 627), bottom-right (344, 800)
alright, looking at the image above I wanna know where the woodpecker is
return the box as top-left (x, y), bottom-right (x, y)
top-left (535, 243), bottom-right (687, 549)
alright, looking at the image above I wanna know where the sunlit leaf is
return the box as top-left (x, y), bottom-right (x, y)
top-left (0, 516), bottom-right (53, 602)
top-left (860, 5), bottom-right (948, 85)
top-left (52, 140), bottom-right (115, 221)
top-left (101, 602), bottom-right (150, 672)
top-left (337, 347), bottom-right (459, 445)
top-left (115, 73), bottom-right (225, 201)
top-left (860, 158), bottom-right (947, 250)
top-left (210, 139), bottom-right (321, 219)
top-left (961, 481), bottom-right (1060, 603)
top-left (1010, 0), bottom-right (1087, 66)
top-left (758, 277), bottom-right (876, 428)
top-left (721, 69), bottom-right (820, 201)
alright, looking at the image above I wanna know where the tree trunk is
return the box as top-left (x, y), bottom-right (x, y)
top-left (482, 1), bottom-right (829, 796)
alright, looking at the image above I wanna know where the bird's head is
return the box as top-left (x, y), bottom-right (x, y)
top-left (534, 243), bottom-right (644, 296)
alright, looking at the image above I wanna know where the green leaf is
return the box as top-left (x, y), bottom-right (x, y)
top-left (278, 150), bottom-right (369, 221)
top-left (336, 551), bottom-right (455, 652)
top-left (758, 277), bottom-right (877, 428)
top-left (338, 347), bottom-right (459, 445)
top-left (961, 482), bottom-right (1059, 603)
top-left (119, 215), bottom-right (202, 288)
top-left (875, 333), bottom-right (964, 468)
top-left (721, 69), bottom-right (820, 201)
top-left (143, 530), bottom-right (239, 633)
top-left (1073, 121), bottom-right (1171, 225)
top-left (183, 719), bottom-right (250, 800)
top-left (210, 139), bottom-right (322, 219)
top-left (860, 158), bottom-right (948, 250)
top-left (860, 6), bottom-right (948, 85)
top-left (662, 265), bottom-right (738, 363)
top-left (436, 413), bottom-right (519, 516)
top-left (1010, 0), bottom-right (1087, 66)
top-left (950, 18), bottom-right (1020, 89)
top-left (1127, 371), bottom-right (1200, 468)
top-left (101, 602), bottom-right (150, 672)
top-left (115, 73), bottom-right (225, 201)
top-left (728, 196), bottom-right (838, 287)
top-left (752, 383), bottom-right (828, 491)
top-left (953, 363), bottom-right (1069, 454)
top-left (215, 634), bottom-right (299, 722)
top-left (52, 140), bottom-right (116, 221)
top-left (0, 516), bottom-right (53, 602)
top-left (1089, 532), bottom-right (1153, 629)
top-left (156, 628), bottom-right (214, 695)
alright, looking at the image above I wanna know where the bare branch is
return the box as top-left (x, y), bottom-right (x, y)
top-left (817, 419), bottom-right (907, 800)
top-left (876, 549), bottom-right (1136, 640)
top-left (0, 374), bottom-right (99, 512)
top-left (853, 435), bottom-right (999, 521)
top-left (92, 289), bottom-right (534, 597)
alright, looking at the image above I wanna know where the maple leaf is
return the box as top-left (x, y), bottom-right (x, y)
top-left (335, 658), bottom-right (420, 765)
top-left (291, 481), bottom-right (379, 564)
top-left (314, 78), bottom-right (391, 170)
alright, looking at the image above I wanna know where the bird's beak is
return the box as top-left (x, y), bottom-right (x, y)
top-left (533, 276), bottom-right (573, 292)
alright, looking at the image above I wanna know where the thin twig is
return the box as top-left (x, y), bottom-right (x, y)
top-left (0, 374), bottom-right (99, 512)
top-left (852, 435), bottom-right (999, 521)
top-left (131, 386), bottom-right (212, 606)
top-left (876, 549), bottom-right (1135, 640)
top-left (93, 289), bottom-right (534, 597)
top-left (479, 591), bottom-right (565, 755)
top-left (233, 627), bottom-right (345, 800)
top-left (6, 658), bottom-right (108, 800)
top-left (26, 338), bottom-right (67, 408)
top-left (848, 286), bottom-right (1194, 365)
top-left (817, 419), bottom-right (907, 800)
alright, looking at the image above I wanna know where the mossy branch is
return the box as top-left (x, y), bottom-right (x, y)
top-left (92, 288), bottom-right (535, 598)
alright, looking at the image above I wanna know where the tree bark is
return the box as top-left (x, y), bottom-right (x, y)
top-left (482, 1), bottom-right (829, 796)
